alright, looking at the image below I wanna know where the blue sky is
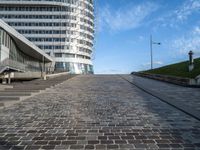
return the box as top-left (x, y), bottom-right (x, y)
top-left (93, 0), bottom-right (200, 74)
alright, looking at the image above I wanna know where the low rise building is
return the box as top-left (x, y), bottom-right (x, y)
top-left (0, 19), bottom-right (53, 82)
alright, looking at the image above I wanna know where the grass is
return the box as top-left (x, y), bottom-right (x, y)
top-left (142, 58), bottom-right (200, 79)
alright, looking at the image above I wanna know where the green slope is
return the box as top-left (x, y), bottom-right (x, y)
top-left (142, 58), bottom-right (200, 78)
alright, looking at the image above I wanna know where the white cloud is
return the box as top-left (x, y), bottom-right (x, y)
top-left (139, 61), bottom-right (164, 70)
top-left (171, 26), bottom-right (200, 55)
top-left (154, 61), bottom-right (164, 65)
top-left (175, 0), bottom-right (200, 21)
top-left (156, 0), bottom-right (200, 28)
top-left (95, 69), bottom-right (129, 74)
top-left (142, 61), bottom-right (164, 67)
top-left (193, 26), bottom-right (200, 35)
top-left (99, 2), bottom-right (158, 31)
top-left (139, 36), bottom-right (145, 41)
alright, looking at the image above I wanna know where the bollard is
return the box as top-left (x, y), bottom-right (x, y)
top-left (188, 50), bottom-right (194, 72)
top-left (43, 74), bottom-right (47, 80)
top-left (8, 72), bottom-right (11, 84)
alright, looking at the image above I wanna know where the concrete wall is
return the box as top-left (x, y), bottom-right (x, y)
top-left (0, 45), bottom-right (9, 62)
top-left (0, 71), bottom-right (42, 80)
top-left (13, 72), bottom-right (42, 79)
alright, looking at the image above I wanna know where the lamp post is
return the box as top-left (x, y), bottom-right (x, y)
top-left (150, 35), bottom-right (161, 69)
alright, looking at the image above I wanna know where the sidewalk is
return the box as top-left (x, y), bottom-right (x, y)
top-left (0, 75), bottom-right (199, 149)
top-left (122, 75), bottom-right (200, 120)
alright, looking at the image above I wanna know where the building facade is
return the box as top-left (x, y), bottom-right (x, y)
top-left (0, 0), bottom-right (94, 74)
top-left (0, 19), bottom-right (53, 80)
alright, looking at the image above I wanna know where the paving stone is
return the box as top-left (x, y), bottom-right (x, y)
top-left (170, 143), bottom-right (183, 148)
top-left (32, 136), bottom-right (44, 140)
top-left (128, 140), bottom-right (142, 144)
top-left (121, 135), bottom-right (134, 139)
top-left (70, 144), bottom-right (84, 149)
top-left (62, 140), bottom-right (77, 145)
top-left (25, 145), bottom-right (41, 149)
top-left (48, 140), bottom-right (61, 145)
top-left (20, 140), bottom-right (34, 145)
top-left (115, 140), bottom-right (127, 144)
top-left (107, 144), bottom-right (119, 149)
top-left (77, 140), bottom-right (87, 145)
top-left (0, 75), bottom-right (199, 150)
top-left (88, 140), bottom-right (99, 144)
top-left (98, 136), bottom-right (107, 140)
top-left (119, 144), bottom-right (134, 148)
top-left (56, 136), bottom-right (67, 140)
top-left (157, 144), bottom-right (170, 148)
top-left (96, 144), bottom-right (106, 149)
top-left (41, 145), bottom-right (55, 149)
top-left (142, 140), bottom-right (155, 144)
top-left (156, 139), bottom-right (170, 143)
top-left (34, 140), bottom-right (48, 145)
top-left (134, 143), bottom-right (148, 148)
top-left (55, 145), bottom-right (69, 149)
top-left (108, 136), bottom-right (120, 140)
top-left (100, 140), bottom-right (113, 144)
top-left (85, 144), bottom-right (95, 149)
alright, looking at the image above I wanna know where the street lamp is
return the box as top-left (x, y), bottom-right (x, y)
top-left (150, 35), bottom-right (161, 70)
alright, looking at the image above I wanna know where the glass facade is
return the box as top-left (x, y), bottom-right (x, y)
top-left (0, 0), bottom-right (94, 74)
top-left (55, 62), bottom-right (93, 74)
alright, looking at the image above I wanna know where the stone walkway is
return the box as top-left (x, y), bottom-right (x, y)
top-left (125, 75), bottom-right (200, 114)
top-left (0, 75), bottom-right (199, 150)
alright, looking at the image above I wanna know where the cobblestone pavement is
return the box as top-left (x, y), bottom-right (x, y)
top-left (0, 75), bottom-right (200, 150)
top-left (127, 75), bottom-right (200, 113)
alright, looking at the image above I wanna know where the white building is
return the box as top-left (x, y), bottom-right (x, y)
top-left (0, 19), bottom-right (53, 81)
top-left (0, 0), bottom-right (94, 74)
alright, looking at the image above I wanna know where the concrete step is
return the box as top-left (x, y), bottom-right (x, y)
top-left (0, 91), bottom-right (31, 94)
top-left (0, 92), bottom-right (31, 96)
top-left (0, 74), bottom-right (75, 109)
top-left (0, 96), bottom-right (20, 101)
top-left (14, 84), bottom-right (54, 86)
top-left (0, 85), bottom-right (13, 91)
top-left (3, 89), bottom-right (39, 93)
top-left (11, 81), bottom-right (65, 86)
top-left (0, 103), bottom-right (4, 107)
top-left (6, 87), bottom-right (47, 90)
top-left (13, 83), bottom-right (61, 86)
top-left (12, 86), bottom-right (55, 90)
top-left (14, 85), bottom-right (53, 87)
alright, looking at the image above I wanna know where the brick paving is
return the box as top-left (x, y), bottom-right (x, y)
top-left (0, 75), bottom-right (199, 150)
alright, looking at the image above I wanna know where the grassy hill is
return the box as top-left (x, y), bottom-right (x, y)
top-left (142, 58), bottom-right (200, 79)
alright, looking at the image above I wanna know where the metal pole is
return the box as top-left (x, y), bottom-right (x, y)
top-left (43, 56), bottom-right (45, 76)
top-left (150, 35), bottom-right (153, 70)
top-left (42, 39), bottom-right (44, 74)
top-left (42, 55), bottom-right (44, 77)
top-left (42, 39), bottom-right (46, 80)
top-left (43, 39), bottom-right (45, 71)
